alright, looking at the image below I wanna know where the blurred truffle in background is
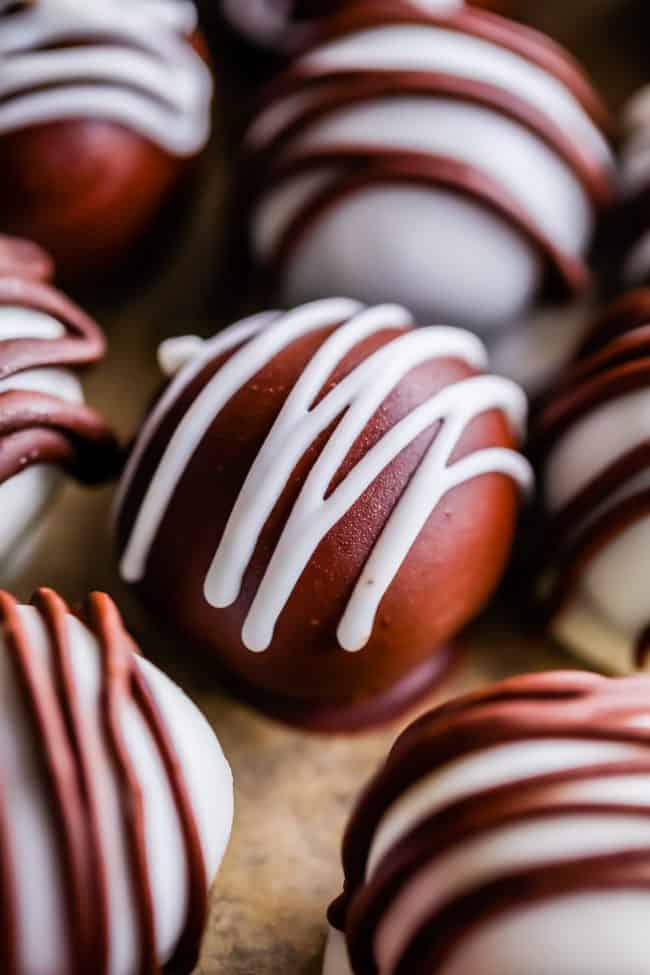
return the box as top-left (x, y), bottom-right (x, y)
top-left (242, 0), bottom-right (616, 340)
top-left (0, 0), bottom-right (212, 284)
top-left (532, 289), bottom-right (650, 674)
top-left (0, 234), bottom-right (119, 585)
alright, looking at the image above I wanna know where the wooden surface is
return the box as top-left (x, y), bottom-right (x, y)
top-left (9, 2), bottom-right (646, 971)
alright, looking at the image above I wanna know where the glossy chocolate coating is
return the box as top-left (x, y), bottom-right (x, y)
top-left (115, 301), bottom-right (529, 731)
top-left (0, 3), bottom-right (211, 283)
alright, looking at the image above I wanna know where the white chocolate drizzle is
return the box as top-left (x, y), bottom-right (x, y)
top-left (118, 299), bottom-right (532, 653)
top-left (0, 0), bottom-right (212, 156)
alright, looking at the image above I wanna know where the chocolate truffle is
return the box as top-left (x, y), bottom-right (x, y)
top-left (0, 0), bottom-right (212, 282)
top-left (114, 298), bottom-right (532, 731)
top-left (0, 235), bottom-right (119, 581)
top-left (325, 669), bottom-right (650, 975)
top-left (532, 289), bottom-right (650, 674)
top-left (0, 587), bottom-right (233, 974)
top-left (243, 1), bottom-right (615, 335)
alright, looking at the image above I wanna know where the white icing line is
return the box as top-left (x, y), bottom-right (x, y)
top-left (118, 298), bottom-right (363, 581)
top-left (120, 300), bottom-right (532, 654)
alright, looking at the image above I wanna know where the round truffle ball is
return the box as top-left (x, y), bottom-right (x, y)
top-left (0, 587), bottom-right (233, 975)
top-left (532, 289), bottom-right (650, 674)
top-left (614, 85), bottom-right (650, 289)
top-left (0, 0), bottom-right (212, 282)
top-left (114, 298), bottom-right (532, 731)
top-left (325, 669), bottom-right (650, 975)
top-left (0, 235), bottom-right (119, 582)
top-left (243, 1), bottom-right (614, 335)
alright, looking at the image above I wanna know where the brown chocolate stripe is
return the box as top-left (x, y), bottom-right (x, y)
top-left (0, 589), bottom-right (209, 975)
top-left (347, 790), bottom-right (650, 974)
top-left (542, 439), bottom-right (650, 545)
top-left (531, 302), bottom-right (650, 655)
top-left (534, 356), bottom-right (650, 459)
top-left (394, 851), bottom-right (650, 974)
top-left (0, 389), bottom-right (121, 486)
top-left (264, 149), bottom-right (587, 298)
top-left (329, 673), bottom-right (650, 974)
top-left (333, 673), bottom-right (650, 928)
top-left (0, 277), bottom-right (105, 379)
top-left (303, 1), bottom-right (613, 135)
top-left (536, 486), bottom-right (650, 627)
top-left (577, 289), bottom-right (650, 358)
top-left (253, 70), bottom-right (612, 207)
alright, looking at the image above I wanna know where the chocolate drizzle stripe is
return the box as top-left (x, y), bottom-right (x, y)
top-left (255, 70), bottom-right (612, 207)
top-left (534, 357), bottom-right (650, 458)
top-left (131, 666), bottom-right (208, 973)
top-left (393, 851), bottom-right (650, 974)
top-left (0, 591), bottom-right (93, 974)
top-left (35, 588), bottom-right (111, 972)
top-left (542, 441), bottom-right (650, 545)
top-left (0, 390), bottom-right (122, 486)
top-left (0, 587), bottom-right (210, 974)
top-left (552, 325), bottom-right (650, 395)
top-left (302, 2), bottom-right (613, 134)
top-left (0, 780), bottom-right (17, 975)
top-left (346, 796), bottom-right (650, 974)
top-left (264, 149), bottom-right (587, 298)
top-left (90, 592), bottom-right (159, 975)
top-left (576, 289), bottom-right (650, 359)
top-left (536, 486), bottom-right (650, 627)
top-left (87, 591), bottom-right (211, 974)
top-left (0, 277), bottom-right (105, 379)
top-left (330, 675), bottom-right (650, 975)
top-left (337, 681), bottom-right (650, 918)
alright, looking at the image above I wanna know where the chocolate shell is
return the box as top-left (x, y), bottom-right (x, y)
top-left (114, 298), bottom-right (532, 731)
top-left (325, 670), bottom-right (650, 974)
top-left (0, 0), bottom-right (212, 282)
top-left (0, 587), bottom-right (233, 974)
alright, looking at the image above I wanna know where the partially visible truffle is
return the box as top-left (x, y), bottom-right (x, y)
top-left (0, 234), bottom-right (119, 580)
top-left (243, 0), bottom-right (615, 335)
top-left (532, 289), bottom-right (650, 673)
top-left (326, 670), bottom-right (650, 974)
top-left (615, 85), bottom-right (650, 289)
top-left (114, 297), bottom-right (532, 731)
top-left (0, 587), bottom-right (233, 974)
top-left (0, 0), bottom-right (212, 281)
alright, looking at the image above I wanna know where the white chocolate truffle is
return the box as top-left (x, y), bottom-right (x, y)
top-left (0, 588), bottom-right (233, 974)
top-left (326, 670), bottom-right (650, 974)
top-left (0, 236), bottom-right (118, 583)
top-left (534, 289), bottom-right (650, 673)
top-left (244, 2), bottom-right (614, 335)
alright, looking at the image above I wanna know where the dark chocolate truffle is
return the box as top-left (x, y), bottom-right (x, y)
top-left (0, 0), bottom-right (212, 282)
top-left (0, 234), bottom-right (119, 581)
top-left (325, 669), bottom-right (650, 974)
top-left (114, 298), bottom-right (532, 731)
top-left (242, 0), bottom-right (615, 334)
top-left (532, 289), bottom-right (650, 674)
top-left (0, 587), bottom-right (232, 974)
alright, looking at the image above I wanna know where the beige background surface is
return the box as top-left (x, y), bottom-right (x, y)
top-left (8, 2), bottom-right (647, 971)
